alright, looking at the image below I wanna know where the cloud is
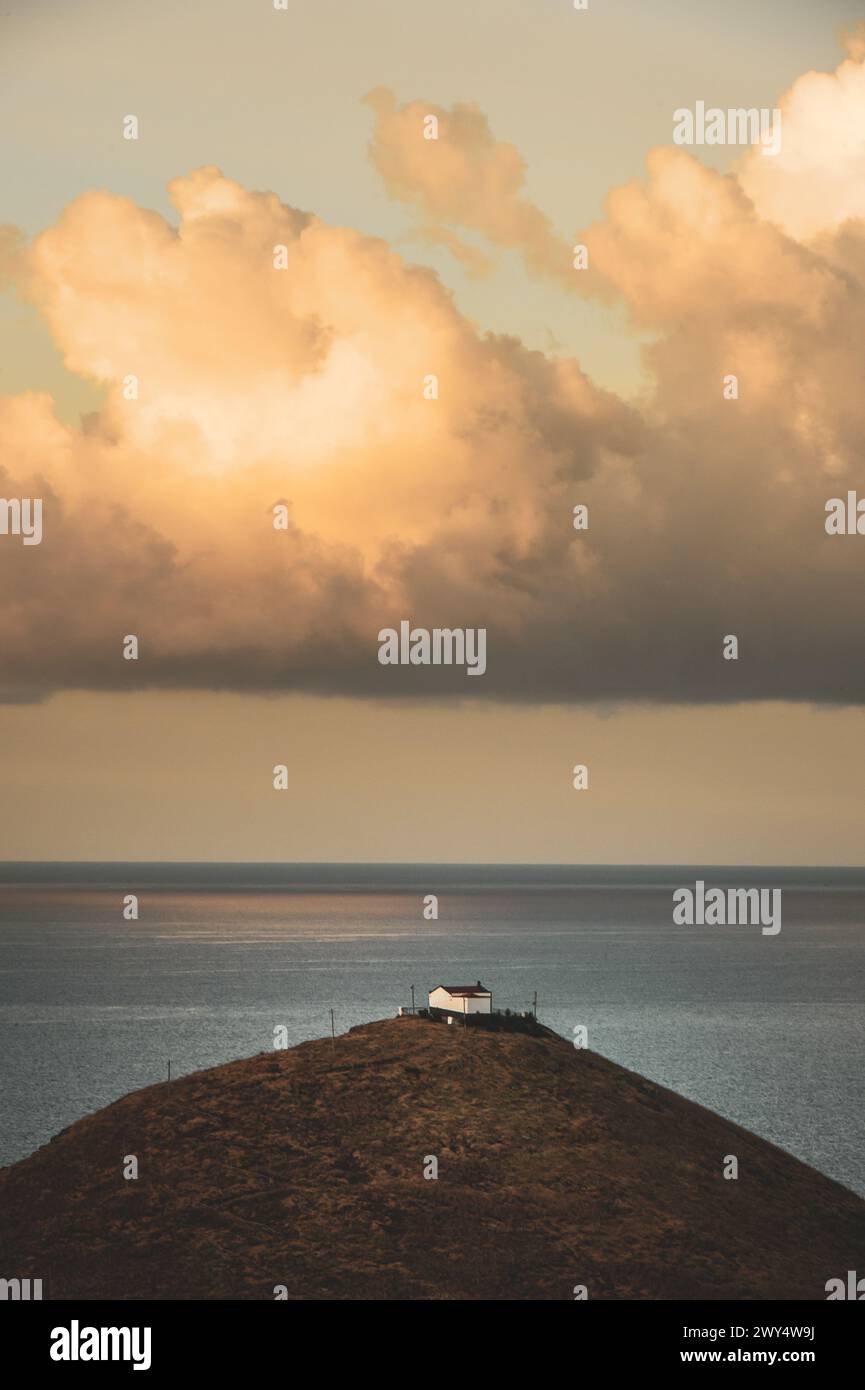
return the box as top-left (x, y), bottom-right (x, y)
top-left (739, 38), bottom-right (865, 240)
top-left (363, 87), bottom-right (574, 287)
top-left (2, 166), bottom-right (641, 701)
top-left (4, 42), bottom-right (865, 707)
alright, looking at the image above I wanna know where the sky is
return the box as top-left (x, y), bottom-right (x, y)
top-left (1, 0), bottom-right (865, 862)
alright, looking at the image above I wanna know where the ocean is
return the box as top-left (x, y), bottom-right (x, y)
top-left (1, 863), bottom-right (863, 1195)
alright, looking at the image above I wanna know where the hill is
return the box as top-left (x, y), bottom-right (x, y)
top-left (1, 1016), bottom-right (862, 1299)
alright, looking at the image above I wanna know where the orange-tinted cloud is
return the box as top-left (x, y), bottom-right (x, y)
top-left (739, 37), bottom-right (865, 240)
top-left (364, 87), bottom-right (574, 287)
top-left (3, 45), bottom-right (865, 706)
top-left (1, 166), bottom-right (639, 701)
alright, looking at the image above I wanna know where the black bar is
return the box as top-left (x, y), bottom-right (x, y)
top-left (4, 1298), bottom-right (859, 1375)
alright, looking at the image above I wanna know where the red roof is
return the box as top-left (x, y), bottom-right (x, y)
top-left (433, 983), bottom-right (490, 997)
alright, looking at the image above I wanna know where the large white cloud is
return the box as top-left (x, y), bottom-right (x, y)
top-left (3, 43), bottom-right (865, 705)
top-left (740, 31), bottom-right (865, 240)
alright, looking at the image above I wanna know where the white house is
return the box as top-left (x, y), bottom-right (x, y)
top-left (428, 981), bottom-right (492, 1015)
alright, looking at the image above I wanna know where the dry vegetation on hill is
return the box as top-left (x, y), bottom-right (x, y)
top-left (1, 1017), bottom-right (863, 1300)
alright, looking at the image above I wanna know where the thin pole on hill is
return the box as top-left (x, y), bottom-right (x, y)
top-left (533, 991), bottom-right (537, 1020)
top-left (330, 1008), bottom-right (335, 1045)
top-left (168, 1059), bottom-right (171, 1081)
top-left (411, 984), bottom-right (416, 1014)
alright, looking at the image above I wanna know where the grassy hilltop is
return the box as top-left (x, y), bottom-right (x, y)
top-left (1, 1016), bottom-right (863, 1300)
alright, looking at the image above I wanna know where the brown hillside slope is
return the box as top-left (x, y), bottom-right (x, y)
top-left (1, 1017), bottom-right (862, 1300)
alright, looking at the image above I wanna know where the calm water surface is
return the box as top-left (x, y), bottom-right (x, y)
top-left (1, 864), bottom-right (863, 1194)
